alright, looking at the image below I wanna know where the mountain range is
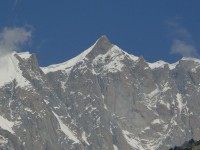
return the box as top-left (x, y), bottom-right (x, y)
top-left (0, 35), bottom-right (200, 150)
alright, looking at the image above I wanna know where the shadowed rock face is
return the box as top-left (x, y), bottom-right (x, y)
top-left (0, 36), bottom-right (200, 150)
top-left (86, 35), bottom-right (113, 60)
top-left (169, 139), bottom-right (200, 150)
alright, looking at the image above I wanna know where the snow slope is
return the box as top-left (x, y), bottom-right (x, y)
top-left (41, 40), bottom-right (97, 74)
top-left (0, 52), bottom-right (30, 87)
top-left (0, 115), bottom-right (14, 134)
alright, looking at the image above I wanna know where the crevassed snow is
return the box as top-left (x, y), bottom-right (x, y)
top-left (0, 52), bottom-right (30, 88)
top-left (0, 115), bottom-right (14, 134)
top-left (52, 111), bottom-right (80, 143)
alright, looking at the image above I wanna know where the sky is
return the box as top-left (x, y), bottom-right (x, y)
top-left (0, 0), bottom-right (199, 66)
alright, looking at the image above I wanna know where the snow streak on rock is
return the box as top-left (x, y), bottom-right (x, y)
top-left (52, 111), bottom-right (80, 144)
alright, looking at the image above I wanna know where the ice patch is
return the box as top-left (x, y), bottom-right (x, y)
top-left (24, 108), bottom-right (34, 113)
top-left (85, 105), bottom-right (96, 113)
top-left (159, 100), bottom-right (170, 110)
top-left (96, 117), bottom-right (101, 127)
top-left (61, 81), bottom-right (66, 91)
top-left (151, 119), bottom-right (163, 124)
top-left (144, 126), bottom-right (150, 130)
top-left (44, 99), bottom-right (50, 104)
top-left (102, 95), bottom-right (108, 110)
top-left (176, 93), bottom-right (183, 113)
top-left (162, 82), bottom-right (171, 92)
top-left (82, 131), bottom-right (89, 145)
top-left (148, 88), bottom-right (160, 99)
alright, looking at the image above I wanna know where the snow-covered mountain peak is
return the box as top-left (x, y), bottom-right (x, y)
top-left (41, 35), bottom-right (200, 75)
top-left (84, 35), bottom-right (113, 60)
top-left (41, 35), bottom-right (115, 74)
top-left (41, 35), bottom-right (135, 74)
top-left (1, 37), bottom-right (200, 150)
top-left (96, 35), bottom-right (110, 44)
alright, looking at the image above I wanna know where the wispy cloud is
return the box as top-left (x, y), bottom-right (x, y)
top-left (171, 39), bottom-right (198, 57)
top-left (0, 26), bottom-right (32, 56)
top-left (166, 18), bottom-right (198, 58)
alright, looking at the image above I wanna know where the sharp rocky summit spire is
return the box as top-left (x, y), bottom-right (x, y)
top-left (85, 35), bottom-right (113, 60)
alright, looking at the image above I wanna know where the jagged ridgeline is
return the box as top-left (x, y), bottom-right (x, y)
top-left (0, 36), bottom-right (200, 150)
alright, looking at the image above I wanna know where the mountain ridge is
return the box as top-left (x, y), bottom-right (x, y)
top-left (40, 35), bottom-right (199, 74)
top-left (0, 36), bottom-right (200, 150)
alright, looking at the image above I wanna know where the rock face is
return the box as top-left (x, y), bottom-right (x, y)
top-left (169, 139), bottom-right (200, 150)
top-left (0, 36), bottom-right (200, 150)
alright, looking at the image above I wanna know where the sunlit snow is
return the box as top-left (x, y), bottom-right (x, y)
top-left (0, 52), bottom-right (31, 87)
top-left (0, 115), bottom-right (14, 134)
top-left (52, 111), bottom-right (80, 144)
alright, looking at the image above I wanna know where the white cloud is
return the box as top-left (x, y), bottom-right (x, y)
top-left (0, 27), bottom-right (32, 56)
top-left (167, 18), bottom-right (198, 58)
top-left (170, 39), bottom-right (198, 57)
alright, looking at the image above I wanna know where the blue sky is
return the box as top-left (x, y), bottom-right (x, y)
top-left (0, 0), bottom-right (199, 66)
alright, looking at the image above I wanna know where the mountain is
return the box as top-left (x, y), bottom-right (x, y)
top-left (0, 35), bottom-right (200, 150)
top-left (169, 139), bottom-right (200, 150)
